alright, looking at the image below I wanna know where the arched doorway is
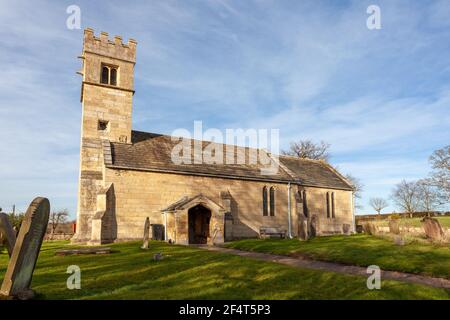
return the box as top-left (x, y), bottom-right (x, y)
top-left (188, 204), bottom-right (211, 244)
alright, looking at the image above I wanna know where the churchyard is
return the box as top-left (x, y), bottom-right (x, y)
top-left (0, 197), bottom-right (448, 300)
top-left (0, 239), bottom-right (449, 300)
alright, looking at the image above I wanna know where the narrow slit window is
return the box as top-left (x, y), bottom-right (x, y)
top-left (262, 186), bottom-right (268, 216)
top-left (326, 192), bottom-right (330, 218)
top-left (269, 187), bottom-right (275, 216)
top-left (331, 192), bottom-right (335, 218)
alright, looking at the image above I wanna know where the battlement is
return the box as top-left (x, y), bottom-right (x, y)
top-left (82, 28), bottom-right (137, 63)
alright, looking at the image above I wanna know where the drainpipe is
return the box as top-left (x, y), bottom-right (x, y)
top-left (351, 192), bottom-right (356, 233)
top-left (287, 182), bottom-right (292, 238)
top-left (164, 211), bottom-right (168, 241)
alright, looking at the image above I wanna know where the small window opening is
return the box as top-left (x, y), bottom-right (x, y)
top-left (98, 120), bottom-right (109, 131)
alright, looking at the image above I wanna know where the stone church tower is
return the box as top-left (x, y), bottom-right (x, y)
top-left (73, 28), bottom-right (137, 242)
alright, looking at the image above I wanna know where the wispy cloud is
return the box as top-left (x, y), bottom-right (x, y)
top-left (0, 0), bottom-right (449, 216)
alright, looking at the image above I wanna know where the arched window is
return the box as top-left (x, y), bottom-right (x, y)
top-left (262, 186), bottom-right (268, 216)
top-left (101, 66), bottom-right (109, 84)
top-left (269, 187), bottom-right (275, 216)
top-left (110, 68), bottom-right (117, 86)
top-left (302, 190), bottom-right (308, 217)
top-left (100, 64), bottom-right (118, 86)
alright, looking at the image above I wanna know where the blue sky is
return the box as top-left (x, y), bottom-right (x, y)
top-left (0, 0), bottom-right (449, 219)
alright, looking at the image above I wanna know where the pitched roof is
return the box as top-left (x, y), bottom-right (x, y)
top-left (107, 130), bottom-right (353, 190)
top-left (278, 155), bottom-right (352, 190)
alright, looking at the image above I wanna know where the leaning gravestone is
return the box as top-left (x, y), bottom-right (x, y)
top-left (389, 219), bottom-right (400, 235)
top-left (422, 217), bottom-right (447, 242)
top-left (141, 217), bottom-right (150, 249)
top-left (0, 197), bottom-right (50, 299)
top-left (0, 212), bottom-right (16, 256)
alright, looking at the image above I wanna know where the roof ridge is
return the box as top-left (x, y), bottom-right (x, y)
top-left (132, 129), bottom-right (271, 153)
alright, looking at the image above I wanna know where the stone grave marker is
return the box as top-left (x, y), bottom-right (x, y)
top-left (389, 219), bottom-right (400, 235)
top-left (0, 197), bottom-right (50, 299)
top-left (141, 217), bottom-right (150, 249)
top-left (422, 217), bottom-right (447, 242)
top-left (0, 212), bottom-right (16, 256)
top-left (342, 223), bottom-right (351, 235)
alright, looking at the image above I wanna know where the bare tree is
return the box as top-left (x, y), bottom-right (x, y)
top-left (369, 197), bottom-right (388, 215)
top-left (391, 180), bottom-right (420, 218)
top-left (416, 179), bottom-right (440, 216)
top-left (49, 209), bottom-right (69, 239)
top-left (282, 140), bottom-right (330, 161)
top-left (344, 173), bottom-right (364, 210)
top-left (428, 145), bottom-right (449, 205)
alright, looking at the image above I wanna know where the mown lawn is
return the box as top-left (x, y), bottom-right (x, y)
top-left (0, 241), bottom-right (448, 300)
top-left (225, 234), bottom-right (450, 279)
top-left (369, 216), bottom-right (450, 228)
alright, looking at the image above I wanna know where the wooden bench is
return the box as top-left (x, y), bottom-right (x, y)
top-left (259, 226), bottom-right (286, 239)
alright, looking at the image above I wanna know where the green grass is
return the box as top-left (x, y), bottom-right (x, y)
top-left (368, 216), bottom-right (450, 228)
top-left (225, 234), bottom-right (450, 279)
top-left (0, 241), bottom-right (448, 299)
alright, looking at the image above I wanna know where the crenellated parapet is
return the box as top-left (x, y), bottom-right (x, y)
top-left (82, 28), bottom-right (137, 63)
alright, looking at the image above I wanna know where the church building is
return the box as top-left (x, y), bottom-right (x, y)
top-left (73, 29), bottom-right (355, 245)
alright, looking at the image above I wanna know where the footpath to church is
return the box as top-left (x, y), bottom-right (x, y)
top-left (198, 245), bottom-right (450, 289)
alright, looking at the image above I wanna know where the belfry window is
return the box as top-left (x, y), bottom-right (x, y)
top-left (100, 64), bottom-right (118, 86)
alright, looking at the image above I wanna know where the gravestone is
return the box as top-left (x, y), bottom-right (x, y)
top-left (421, 217), bottom-right (447, 242)
top-left (342, 223), bottom-right (351, 235)
top-left (363, 222), bottom-right (378, 235)
top-left (0, 197), bottom-right (50, 299)
top-left (0, 212), bottom-right (16, 256)
top-left (141, 217), bottom-right (150, 249)
top-left (298, 215), bottom-right (308, 240)
top-left (393, 235), bottom-right (405, 246)
top-left (355, 224), bottom-right (363, 233)
top-left (389, 219), bottom-right (400, 235)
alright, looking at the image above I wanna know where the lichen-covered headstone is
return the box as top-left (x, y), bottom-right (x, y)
top-left (389, 219), bottom-right (400, 235)
top-left (0, 212), bottom-right (16, 256)
top-left (0, 197), bottom-right (50, 299)
top-left (141, 217), bottom-right (150, 249)
top-left (422, 217), bottom-right (447, 242)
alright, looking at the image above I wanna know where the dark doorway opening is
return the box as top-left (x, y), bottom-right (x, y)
top-left (188, 205), bottom-right (211, 244)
